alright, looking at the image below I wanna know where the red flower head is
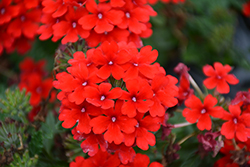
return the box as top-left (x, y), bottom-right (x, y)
top-left (59, 99), bottom-right (102, 134)
top-left (203, 62), bottom-right (239, 94)
top-left (0, 0), bottom-right (20, 25)
top-left (84, 83), bottom-right (122, 109)
top-left (19, 73), bottom-right (53, 106)
top-left (78, 0), bottom-right (124, 33)
top-left (7, 4), bottom-right (41, 39)
top-left (92, 41), bottom-right (131, 80)
top-left (123, 113), bottom-right (161, 150)
top-left (53, 7), bottom-right (90, 44)
top-left (183, 94), bottom-right (225, 130)
top-left (120, 78), bottom-right (154, 118)
top-left (221, 105), bottom-right (250, 142)
top-left (149, 74), bottom-right (178, 117)
top-left (117, 0), bottom-right (151, 34)
top-left (90, 100), bottom-right (137, 144)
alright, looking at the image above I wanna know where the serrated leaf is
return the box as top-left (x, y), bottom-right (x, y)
top-left (28, 130), bottom-right (43, 157)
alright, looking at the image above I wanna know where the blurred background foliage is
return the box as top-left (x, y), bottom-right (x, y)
top-left (144, 0), bottom-right (250, 69)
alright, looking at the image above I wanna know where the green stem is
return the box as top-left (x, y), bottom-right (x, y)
top-left (173, 122), bottom-right (193, 128)
top-left (189, 75), bottom-right (204, 99)
top-left (177, 132), bottom-right (196, 145)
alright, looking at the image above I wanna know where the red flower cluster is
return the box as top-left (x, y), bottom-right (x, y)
top-left (38, 0), bottom-right (156, 47)
top-left (203, 62), bottom-right (239, 94)
top-left (0, 0), bottom-right (42, 55)
top-left (19, 57), bottom-right (54, 121)
top-left (70, 151), bottom-right (163, 167)
top-left (54, 41), bottom-right (178, 165)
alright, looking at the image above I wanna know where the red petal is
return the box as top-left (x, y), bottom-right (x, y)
top-left (122, 101), bottom-right (137, 118)
top-left (197, 114), bottom-right (211, 130)
top-left (203, 65), bottom-right (215, 77)
top-left (216, 79), bottom-right (230, 94)
top-left (91, 116), bottom-right (110, 134)
top-left (203, 94), bottom-right (217, 108)
top-left (79, 15), bottom-right (97, 30)
top-left (104, 123), bottom-right (124, 144)
top-left (224, 74), bottom-right (239, 85)
top-left (203, 77), bottom-right (217, 89)
top-left (221, 121), bottom-right (235, 139)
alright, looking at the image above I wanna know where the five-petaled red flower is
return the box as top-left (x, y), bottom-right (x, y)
top-left (183, 94), bottom-right (225, 130)
top-left (203, 62), bottom-right (239, 94)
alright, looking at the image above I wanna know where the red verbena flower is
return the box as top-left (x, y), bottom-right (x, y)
top-left (53, 7), bottom-right (90, 44)
top-left (19, 73), bottom-right (53, 106)
top-left (92, 40), bottom-right (131, 80)
top-left (120, 79), bottom-right (153, 118)
top-left (78, 0), bottom-right (124, 33)
top-left (90, 100), bottom-right (137, 144)
top-left (183, 94), bottom-right (225, 130)
top-left (59, 99), bottom-right (102, 134)
top-left (0, 0), bottom-right (20, 25)
top-left (123, 113), bottom-right (161, 150)
top-left (203, 62), bottom-right (239, 94)
top-left (221, 105), bottom-right (250, 142)
top-left (84, 83), bottom-right (122, 109)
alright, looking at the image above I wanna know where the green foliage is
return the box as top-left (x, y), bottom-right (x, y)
top-left (28, 131), bottom-right (44, 157)
top-left (8, 150), bottom-right (38, 167)
top-left (0, 120), bottom-right (25, 152)
top-left (144, 0), bottom-right (249, 68)
top-left (0, 87), bottom-right (32, 123)
top-left (63, 135), bottom-right (85, 162)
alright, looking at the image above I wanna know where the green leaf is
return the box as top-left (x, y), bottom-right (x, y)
top-left (180, 151), bottom-right (202, 167)
top-left (28, 130), bottom-right (44, 157)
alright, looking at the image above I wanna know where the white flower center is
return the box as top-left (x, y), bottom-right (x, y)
top-left (125, 12), bottom-right (130, 18)
top-left (111, 117), bottom-right (116, 122)
top-left (108, 61), bottom-right (113, 65)
top-left (81, 108), bottom-right (85, 112)
top-left (133, 63), bottom-right (138, 67)
top-left (72, 22), bottom-right (77, 28)
top-left (100, 95), bottom-right (105, 101)
top-left (201, 109), bottom-right (206, 114)
top-left (82, 81), bottom-right (87, 86)
top-left (233, 118), bottom-right (237, 124)
top-left (135, 123), bottom-right (139, 128)
top-left (98, 13), bottom-right (103, 19)
top-left (132, 97), bottom-right (136, 102)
